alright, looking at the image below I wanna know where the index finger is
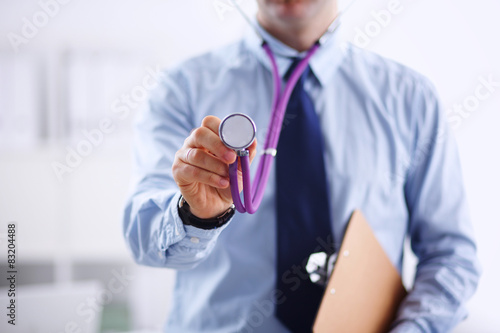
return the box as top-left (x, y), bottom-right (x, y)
top-left (185, 127), bottom-right (236, 163)
top-left (201, 115), bottom-right (222, 135)
top-left (201, 115), bottom-right (237, 163)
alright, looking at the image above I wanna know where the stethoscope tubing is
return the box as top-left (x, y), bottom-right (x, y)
top-left (224, 0), bottom-right (353, 214)
top-left (230, 42), bottom-right (320, 214)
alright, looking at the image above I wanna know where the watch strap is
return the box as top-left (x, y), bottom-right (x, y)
top-left (178, 195), bottom-right (235, 230)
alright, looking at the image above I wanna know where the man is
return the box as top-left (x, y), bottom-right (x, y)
top-left (123, 0), bottom-right (481, 332)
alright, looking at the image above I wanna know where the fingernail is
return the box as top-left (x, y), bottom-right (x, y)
top-left (219, 178), bottom-right (229, 187)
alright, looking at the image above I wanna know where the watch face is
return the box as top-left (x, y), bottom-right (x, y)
top-left (219, 113), bottom-right (256, 150)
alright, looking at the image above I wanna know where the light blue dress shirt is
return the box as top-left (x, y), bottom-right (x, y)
top-left (123, 22), bottom-right (481, 333)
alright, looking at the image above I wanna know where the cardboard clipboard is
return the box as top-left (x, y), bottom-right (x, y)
top-left (313, 210), bottom-right (407, 333)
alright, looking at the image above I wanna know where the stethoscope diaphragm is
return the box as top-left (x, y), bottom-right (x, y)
top-left (219, 113), bottom-right (256, 151)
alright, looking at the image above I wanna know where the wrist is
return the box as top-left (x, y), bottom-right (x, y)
top-left (178, 196), bottom-right (235, 230)
top-left (190, 205), bottom-right (231, 220)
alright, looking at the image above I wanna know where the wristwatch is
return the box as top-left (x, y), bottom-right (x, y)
top-left (178, 195), bottom-right (235, 230)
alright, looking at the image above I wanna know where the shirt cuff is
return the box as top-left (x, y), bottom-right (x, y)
top-left (161, 192), bottom-right (233, 255)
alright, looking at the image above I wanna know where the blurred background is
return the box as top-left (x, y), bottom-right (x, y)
top-left (0, 0), bottom-right (499, 332)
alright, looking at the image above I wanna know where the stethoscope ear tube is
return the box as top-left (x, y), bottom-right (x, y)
top-left (221, 43), bottom-right (320, 214)
top-left (223, 0), bottom-right (349, 214)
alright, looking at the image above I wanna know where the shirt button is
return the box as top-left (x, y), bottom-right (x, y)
top-left (190, 237), bottom-right (200, 244)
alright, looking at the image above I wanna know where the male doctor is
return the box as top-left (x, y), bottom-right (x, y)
top-left (123, 0), bottom-right (481, 332)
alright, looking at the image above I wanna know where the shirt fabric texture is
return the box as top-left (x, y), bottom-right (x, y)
top-left (123, 22), bottom-right (481, 333)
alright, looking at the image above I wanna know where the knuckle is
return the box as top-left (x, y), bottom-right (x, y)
top-left (172, 153), bottom-right (182, 168)
top-left (190, 148), bottom-right (202, 164)
top-left (172, 161), bottom-right (189, 184)
top-left (174, 150), bottom-right (182, 161)
top-left (191, 127), bottom-right (206, 143)
top-left (172, 160), bottom-right (180, 174)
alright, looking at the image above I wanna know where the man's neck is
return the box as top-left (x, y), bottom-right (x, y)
top-left (256, 3), bottom-right (338, 52)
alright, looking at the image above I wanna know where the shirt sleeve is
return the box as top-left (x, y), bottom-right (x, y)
top-left (122, 68), bottom-right (231, 270)
top-left (390, 78), bottom-right (481, 332)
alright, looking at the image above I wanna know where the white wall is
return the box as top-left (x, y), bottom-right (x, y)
top-left (0, 0), bottom-right (499, 331)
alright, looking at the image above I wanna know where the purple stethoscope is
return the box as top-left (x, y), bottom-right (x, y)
top-left (219, 3), bottom-right (346, 214)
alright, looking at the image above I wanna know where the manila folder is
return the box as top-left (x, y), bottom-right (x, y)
top-left (313, 210), bottom-right (407, 333)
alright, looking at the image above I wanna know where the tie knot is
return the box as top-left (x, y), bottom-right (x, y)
top-left (284, 57), bottom-right (310, 83)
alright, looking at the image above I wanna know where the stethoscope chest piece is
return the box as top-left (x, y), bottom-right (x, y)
top-left (219, 113), bottom-right (256, 152)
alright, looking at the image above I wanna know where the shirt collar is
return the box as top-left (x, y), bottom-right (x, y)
top-left (243, 18), bottom-right (347, 86)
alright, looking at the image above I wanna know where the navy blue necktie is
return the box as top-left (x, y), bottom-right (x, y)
top-left (275, 59), bottom-right (334, 332)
